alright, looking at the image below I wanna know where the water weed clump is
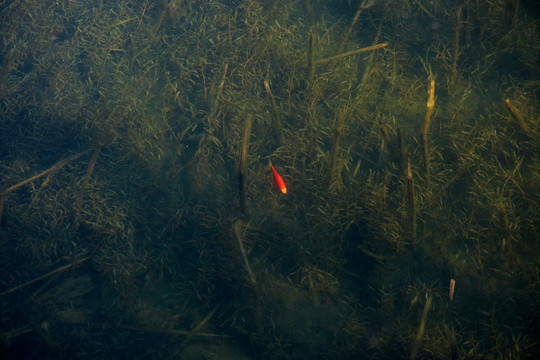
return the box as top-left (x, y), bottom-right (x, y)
top-left (1, 0), bottom-right (538, 358)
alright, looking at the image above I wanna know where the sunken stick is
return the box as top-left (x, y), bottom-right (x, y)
top-left (307, 25), bottom-right (318, 81)
top-left (234, 220), bottom-right (263, 336)
top-left (410, 294), bottom-right (433, 360)
top-left (313, 43), bottom-right (388, 67)
top-left (264, 80), bottom-right (284, 146)
top-left (419, 79), bottom-right (435, 183)
top-left (0, 255), bottom-right (91, 296)
top-left (407, 159), bottom-right (417, 242)
top-left (336, 1), bottom-right (370, 53)
top-left (0, 151), bottom-right (88, 227)
top-left (238, 115), bottom-right (253, 218)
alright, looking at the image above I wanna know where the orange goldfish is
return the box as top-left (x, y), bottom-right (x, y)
top-left (270, 163), bottom-right (287, 194)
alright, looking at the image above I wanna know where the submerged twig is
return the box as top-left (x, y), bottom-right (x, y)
top-left (419, 79), bottom-right (435, 183)
top-left (179, 305), bottom-right (219, 348)
top-left (238, 115), bottom-right (253, 218)
top-left (0, 151), bottom-right (88, 227)
top-left (234, 220), bottom-right (263, 336)
top-left (410, 294), bottom-right (433, 360)
top-left (168, 305), bottom-right (220, 360)
top-left (264, 80), bottom-right (284, 146)
top-left (209, 63), bottom-right (229, 120)
top-left (313, 43), bottom-right (388, 67)
top-left (126, 325), bottom-right (230, 338)
top-left (22, 174), bottom-right (52, 218)
top-left (307, 25), bottom-right (318, 81)
top-left (505, 98), bottom-right (536, 140)
top-left (1, 151), bottom-right (88, 196)
top-left (336, 1), bottom-right (371, 54)
top-left (407, 159), bottom-right (417, 243)
top-left (0, 255), bottom-right (91, 297)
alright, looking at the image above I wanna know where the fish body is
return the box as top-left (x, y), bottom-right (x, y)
top-left (270, 163), bottom-right (287, 194)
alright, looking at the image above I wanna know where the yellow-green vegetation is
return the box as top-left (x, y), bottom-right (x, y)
top-left (0, 0), bottom-right (538, 359)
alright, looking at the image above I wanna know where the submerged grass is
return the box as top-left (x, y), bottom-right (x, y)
top-left (0, 0), bottom-right (539, 359)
